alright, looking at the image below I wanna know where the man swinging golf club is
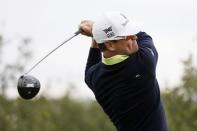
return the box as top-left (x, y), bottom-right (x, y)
top-left (79, 11), bottom-right (168, 131)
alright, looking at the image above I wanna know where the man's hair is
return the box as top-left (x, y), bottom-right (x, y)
top-left (98, 41), bottom-right (118, 52)
top-left (98, 43), bottom-right (106, 51)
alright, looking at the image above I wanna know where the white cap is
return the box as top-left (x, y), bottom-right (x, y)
top-left (92, 11), bottom-right (139, 44)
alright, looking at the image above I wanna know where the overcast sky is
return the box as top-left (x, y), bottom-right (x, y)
top-left (0, 0), bottom-right (197, 99)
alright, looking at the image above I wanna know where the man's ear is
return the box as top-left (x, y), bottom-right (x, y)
top-left (132, 35), bottom-right (138, 40)
top-left (104, 42), bottom-right (116, 51)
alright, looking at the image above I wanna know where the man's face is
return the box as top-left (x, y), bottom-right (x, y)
top-left (106, 35), bottom-right (139, 55)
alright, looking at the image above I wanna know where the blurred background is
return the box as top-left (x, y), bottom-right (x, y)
top-left (0, 0), bottom-right (196, 131)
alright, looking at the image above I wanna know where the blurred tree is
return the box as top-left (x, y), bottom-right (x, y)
top-left (0, 34), bottom-right (3, 66)
top-left (0, 95), bottom-right (115, 131)
top-left (0, 34), bottom-right (32, 97)
top-left (181, 55), bottom-right (197, 102)
top-left (162, 55), bottom-right (197, 131)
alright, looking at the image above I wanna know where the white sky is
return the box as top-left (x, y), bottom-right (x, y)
top-left (0, 0), bottom-right (197, 99)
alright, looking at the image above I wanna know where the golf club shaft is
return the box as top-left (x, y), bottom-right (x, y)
top-left (24, 30), bottom-right (81, 75)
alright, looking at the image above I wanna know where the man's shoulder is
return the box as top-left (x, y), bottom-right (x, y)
top-left (87, 62), bottom-right (102, 74)
top-left (136, 31), bottom-right (153, 41)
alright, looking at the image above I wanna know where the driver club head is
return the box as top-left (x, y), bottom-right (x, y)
top-left (17, 75), bottom-right (40, 100)
top-left (16, 30), bottom-right (80, 100)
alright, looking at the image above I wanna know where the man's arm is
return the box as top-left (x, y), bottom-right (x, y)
top-left (79, 20), bottom-right (101, 87)
top-left (84, 40), bottom-right (101, 88)
top-left (86, 39), bottom-right (101, 71)
top-left (136, 32), bottom-right (158, 61)
top-left (79, 20), bottom-right (101, 70)
top-left (136, 32), bottom-right (158, 74)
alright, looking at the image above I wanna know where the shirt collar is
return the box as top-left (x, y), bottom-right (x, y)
top-left (102, 55), bottom-right (129, 65)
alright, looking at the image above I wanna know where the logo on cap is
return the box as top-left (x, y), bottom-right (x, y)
top-left (103, 26), bottom-right (115, 38)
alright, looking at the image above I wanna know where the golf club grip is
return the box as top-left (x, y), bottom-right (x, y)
top-left (75, 30), bottom-right (82, 35)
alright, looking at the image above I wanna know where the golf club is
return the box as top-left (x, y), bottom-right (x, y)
top-left (17, 30), bottom-right (81, 99)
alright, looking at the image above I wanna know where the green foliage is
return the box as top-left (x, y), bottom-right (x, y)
top-left (162, 55), bottom-right (197, 131)
top-left (181, 55), bottom-right (197, 99)
top-left (163, 90), bottom-right (197, 131)
top-left (0, 96), bottom-right (115, 131)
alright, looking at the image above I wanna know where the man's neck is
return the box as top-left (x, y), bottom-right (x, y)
top-left (103, 51), bottom-right (118, 58)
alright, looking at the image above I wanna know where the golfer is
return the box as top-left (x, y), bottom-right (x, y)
top-left (80, 12), bottom-right (168, 131)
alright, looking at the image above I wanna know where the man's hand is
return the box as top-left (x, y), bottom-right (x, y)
top-left (79, 20), bottom-right (99, 48)
top-left (79, 20), bottom-right (94, 37)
